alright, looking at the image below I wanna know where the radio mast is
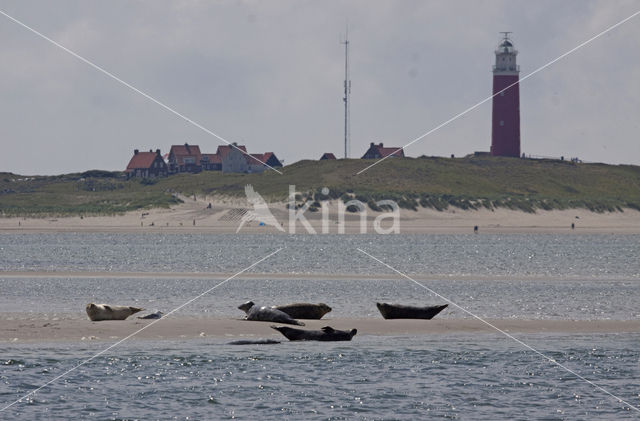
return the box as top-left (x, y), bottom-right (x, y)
top-left (342, 26), bottom-right (351, 158)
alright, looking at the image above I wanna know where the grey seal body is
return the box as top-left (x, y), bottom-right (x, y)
top-left (271, 325), bottom-right (357, 341)
top-left (86, 303), bottom-right (143, 321)
top-left (376, 302), bottom-right (448, 320)
top-left (273, 303), bottom-right (332, 320)
top-left (238, 301), bottom-right (305, 326)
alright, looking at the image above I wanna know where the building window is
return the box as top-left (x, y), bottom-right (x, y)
top-left (500, 91), bottom-right (505, 96)
top-left (500, 120), bottom-right (504, 126)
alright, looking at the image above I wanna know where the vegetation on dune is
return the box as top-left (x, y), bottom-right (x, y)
top-left (1, 156), bottom-right (640, 216)
top-left (0, 170), bottom-right (182, 216)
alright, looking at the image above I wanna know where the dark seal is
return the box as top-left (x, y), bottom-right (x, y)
top-left (273, 303), bottom-right (332, 320)
top-left (271, 325), bottom-right (357, 341)
top-left (238, 301), bottom-right (305, 326)
top-left (138, 311), bottom-right (164, 319)
top-left (376, 302), bottom-right (448, 320)
top-left (227, 339), bottom-right (281, 345)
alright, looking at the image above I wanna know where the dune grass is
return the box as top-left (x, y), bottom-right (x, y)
top-left (1, 156), bottom-right (639, 216)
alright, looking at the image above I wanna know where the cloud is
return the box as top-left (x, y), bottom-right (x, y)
top-left (0, 0), bottom-right (638, 174)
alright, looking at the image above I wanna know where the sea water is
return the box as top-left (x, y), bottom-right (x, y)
top-left (1, 233), bottom-right (639, 419)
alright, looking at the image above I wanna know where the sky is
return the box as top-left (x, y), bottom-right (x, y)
top-left (0, 0), bottom-right (639, 175)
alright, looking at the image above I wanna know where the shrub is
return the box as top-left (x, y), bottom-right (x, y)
top-left (82, 170), bottom-right (120, 178)
top-left (397, 197), bottom-right (418, 211)
top-left (140, 178), bottom-right (158, 185)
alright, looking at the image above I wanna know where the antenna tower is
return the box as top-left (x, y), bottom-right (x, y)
top-left (342, 27), bottom-right (351, 158)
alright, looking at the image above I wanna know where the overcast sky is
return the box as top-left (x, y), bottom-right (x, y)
top-left (1, 0), bottom-right (639, 175)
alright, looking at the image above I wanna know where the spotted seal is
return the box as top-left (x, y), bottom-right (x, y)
top-left (85, 303), bottom-right (143, 321)
top-left (238, 301), bottom-right (305, 326)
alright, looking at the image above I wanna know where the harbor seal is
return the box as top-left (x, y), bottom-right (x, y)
top-left (86, 303), bottom-right (143, 321)
top-left (227, 339), bottom-right (281, 345)
top-left (273, 303), bottom-right (332, 319)
top-left (271, 325), bottom-right (357, 341)
top-left (376, 302), bottom-right (448, 320)
top-left (238, 301), bottom-right (305, 326)
top-left (137, 311), bottom-right (164, 319)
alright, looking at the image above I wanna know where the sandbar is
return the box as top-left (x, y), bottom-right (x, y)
top-left (2, 317), bottom-right (639, 344)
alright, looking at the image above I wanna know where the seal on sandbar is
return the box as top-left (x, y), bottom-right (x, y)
top-left (271, 325), bottom-right (357, 341)
top-left (238, 301), bottom-right (305, 326)
top-left (376, 302), bottom-right (448, 320)
top-left (86, 303), bottom-right (143, 321)
top-left (227, 339), bottom-right (281, 345)
top-left (138, 311), bottom-right (164, 319)
top-left (273, 303), bottom-right (332, 320)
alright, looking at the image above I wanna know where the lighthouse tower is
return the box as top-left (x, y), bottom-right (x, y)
top-left (491, 32), bottom-right (520, 157)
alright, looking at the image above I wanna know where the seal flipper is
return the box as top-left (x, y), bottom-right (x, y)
top-left (321, 326), bottom-right (335, 333)
top-left (103, 305), bottom-right (113, 312)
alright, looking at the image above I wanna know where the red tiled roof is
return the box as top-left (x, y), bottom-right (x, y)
top-left (126, 151), bottom-right (157, 170)
top-left (216, 144), bottom-right (247, 158)
top-left (362, 143), bottom-right (404, 159)
top-left (377, 146), bottom-right (404, 158)
top-left (247, 153), bottom-right (265, 164)
top-left (202, 153), bottom-right (221, 164)
top-left (247, 152), bottom-right (282, 167)
top-left (170, 144), bottom-right (202, 165)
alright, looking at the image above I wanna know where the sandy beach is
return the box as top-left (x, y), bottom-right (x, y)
top-left (2, 197), bottom-right (640, 234)
top-left (2, 317), bottom-right (639, 344)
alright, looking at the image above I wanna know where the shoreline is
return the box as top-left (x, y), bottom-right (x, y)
top-left (2, 200), bottom-right (640, 234)
top-left (2, 270), bottom-right (639, 283)
top-left (3, 317), bottom-right (640, 344)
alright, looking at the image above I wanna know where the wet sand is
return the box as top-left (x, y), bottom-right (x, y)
top-left (2, 317), bottom-right (639, 344)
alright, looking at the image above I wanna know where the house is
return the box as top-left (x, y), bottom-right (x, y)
top-left (219, 143), bottom-right (249, 173)
top-left (168, 142), bottom-right (202, 173)
top-left (361, 142), bottom-right (405, 159)
top-left (201, 153), bottom-right (222, 171)
top-left (125, 149), bottom-right (168, 179)
top-left (214, 143), bottom-right (283, 173)
top-left (246, 152), bottom-right (283, 173)
top-left (247, 154), bottom-right (266, 173)
top-left (320, 153), bottom-right (336, 160)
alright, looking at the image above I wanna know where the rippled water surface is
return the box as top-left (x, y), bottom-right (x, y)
top-left (1, 233), bottom-right (639, 321)
top-left (1, 233), bottom-right (638, 278)
top-left (1, 334), bottom-right (639, 420)
top-left (1, 233), bottom-right (639, 418)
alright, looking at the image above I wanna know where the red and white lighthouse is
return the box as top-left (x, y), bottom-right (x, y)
top-left (491, 32), bottom-right (520, 157)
